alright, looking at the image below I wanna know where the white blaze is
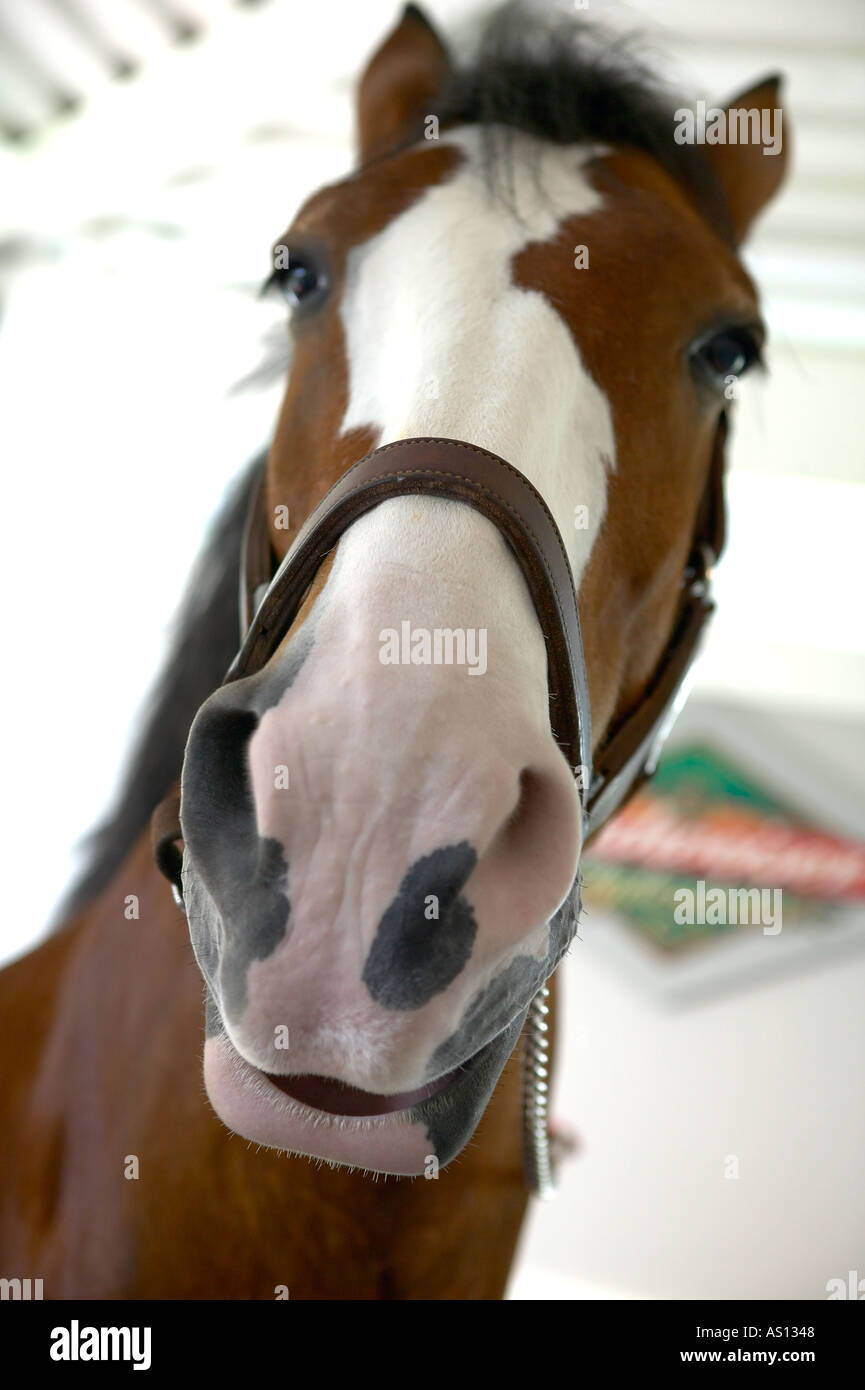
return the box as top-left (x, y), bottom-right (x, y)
top-left (339, 126), bottom-right (615, 584)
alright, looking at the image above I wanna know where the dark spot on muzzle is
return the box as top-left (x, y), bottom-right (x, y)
top-left (181, 703), bottom-right (291, 1021)
top-left (362, 842), bottom-right (478, 1010)
top-left (425, 885), bottom-right (581, 1080)
top-left (425, 953), bottom-right (548, 1078)
top-left (413, 1013), bottom-right (525, 1169)
top-left (415, 887), bottom-right (582, 1167)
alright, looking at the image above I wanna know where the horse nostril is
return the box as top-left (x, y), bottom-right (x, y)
top-left (493, 766), bottom-right (570, 858)
top-left (484, 761), bottom-right (583, 926)
top-left (503, 767), bottom-right (546, 840)
top-left (182, 698), bottom-right (261, 872)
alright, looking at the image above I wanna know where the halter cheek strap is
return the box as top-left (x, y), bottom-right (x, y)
top-left (585, 414), bottom-right (725, 830)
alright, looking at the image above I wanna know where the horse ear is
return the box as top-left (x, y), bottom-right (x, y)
top-left (356, 4), bottom-right (452, 164)
top-left (701, 76), bottom-right (790, 244)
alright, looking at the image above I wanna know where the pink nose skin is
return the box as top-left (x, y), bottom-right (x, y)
top-left (178, 503), bottom-right (586, 1173)
top-left (204, 611), bottom-right (582, 1092)
top-left (180, 500), bottom-right (584, 1111)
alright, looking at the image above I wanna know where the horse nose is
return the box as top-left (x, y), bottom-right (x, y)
top-left (183, 671), bottom-right (582, 940)
top-left (179, 654), bottom-right (582, 1080)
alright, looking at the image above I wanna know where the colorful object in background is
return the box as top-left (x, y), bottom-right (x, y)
top-left (583, 743), bottom-right (865, 955)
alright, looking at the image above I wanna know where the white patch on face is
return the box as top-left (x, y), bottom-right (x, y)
top-left (190, 133), bottom-right (612, 1100)
top-left (339, 126), bottom-right (615, 584)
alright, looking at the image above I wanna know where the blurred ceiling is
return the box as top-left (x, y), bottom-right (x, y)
top-left (2, 0), bottom-right (863, 342)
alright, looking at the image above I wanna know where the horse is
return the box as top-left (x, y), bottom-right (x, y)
top-left (0, 2), bottom-right (788, 1300)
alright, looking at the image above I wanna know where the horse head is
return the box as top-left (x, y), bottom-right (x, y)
top-left (173, 4), bottom-right (788, 1175)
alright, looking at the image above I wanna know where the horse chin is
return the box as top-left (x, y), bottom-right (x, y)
top-left (202, 1020), bottom-right (522, 1176)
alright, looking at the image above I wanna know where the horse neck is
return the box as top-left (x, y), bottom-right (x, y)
top-left (3, 829), bottom-right (534, 1298)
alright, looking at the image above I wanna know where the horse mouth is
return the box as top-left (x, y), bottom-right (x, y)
top-left (202, 1026), bottom-right (509, 1176)
top-left (259, 1067), bottom-right (461, 1116)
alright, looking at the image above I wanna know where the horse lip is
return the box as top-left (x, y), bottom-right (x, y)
top-left (253, 1032), bottom-right (500, 1115)
top-left (257, 1066), bottom-right (462, 1117)
top-left (203, 1020), bottom-right (522, 1175)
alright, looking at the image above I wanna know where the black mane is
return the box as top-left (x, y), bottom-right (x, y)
top-left (433, 1), bottom-right (732, 238)
top-left (63, 2), bottom-right (731, 918)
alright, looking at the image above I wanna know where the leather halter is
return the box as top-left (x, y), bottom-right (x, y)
top-left (153, 427), bottom-right (725, 890)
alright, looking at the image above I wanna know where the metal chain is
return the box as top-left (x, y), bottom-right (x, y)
top-left (521, 985), bottom-right (556, 1200)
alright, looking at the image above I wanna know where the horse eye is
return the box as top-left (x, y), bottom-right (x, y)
top-left (281, 261), bottom-right (319, 304)
top-left (263, 250), bottom-right (329, 314)
top-left (691, 327), bottom-right (763, 392)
